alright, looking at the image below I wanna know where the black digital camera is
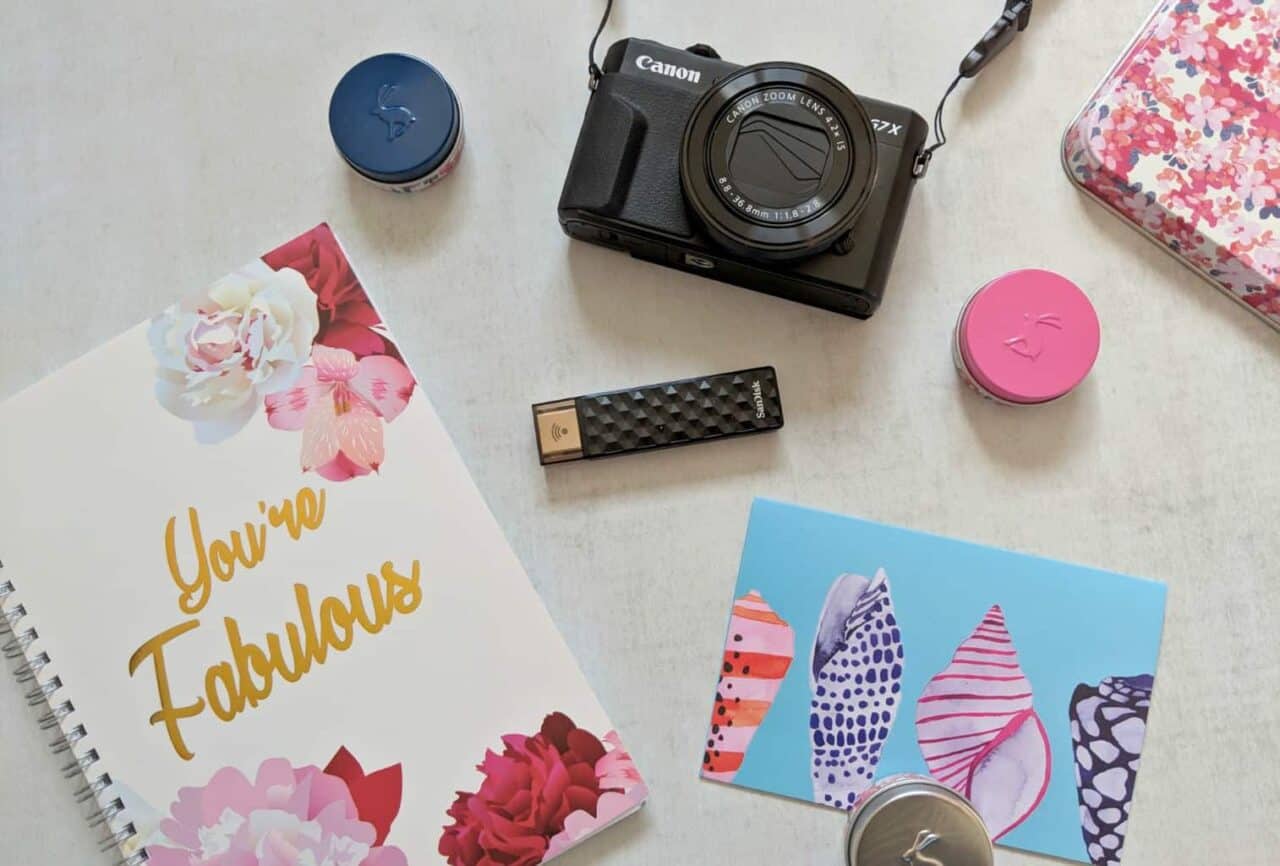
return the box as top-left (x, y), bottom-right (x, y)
top-left (559, 39), bottom-right (930, 318)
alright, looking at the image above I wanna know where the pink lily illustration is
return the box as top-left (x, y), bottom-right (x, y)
top-left (265, 344), bottom-right (415, 481)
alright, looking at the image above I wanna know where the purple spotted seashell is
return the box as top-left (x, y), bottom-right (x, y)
top-left (809, 569), bottom-right (903, 809)
top-left (916, 605), bottom-right (1051, 840)
top-left (1070, 674), bottom-right (1153, 866)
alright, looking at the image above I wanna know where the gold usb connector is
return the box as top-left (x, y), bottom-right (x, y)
top-left (532, 399), bottom-right (584, 464)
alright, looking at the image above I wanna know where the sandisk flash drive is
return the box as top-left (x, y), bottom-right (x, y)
top-left (532, 366), bottom-right (783, 465)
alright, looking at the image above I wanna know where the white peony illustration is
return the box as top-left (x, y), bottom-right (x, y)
top-left (149, 261), bottom-right (319, 443)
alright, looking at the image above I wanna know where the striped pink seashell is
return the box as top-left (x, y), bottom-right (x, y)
top-left (702, 590), bottom-right (795, 783)
top-left (915, 604), bottom-right (1051, 840)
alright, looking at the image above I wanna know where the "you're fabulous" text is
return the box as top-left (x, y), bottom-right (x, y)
top-left (127, 486), bottom-right (422, 760)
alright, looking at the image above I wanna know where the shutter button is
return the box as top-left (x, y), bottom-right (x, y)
top-left (686, 44), bottom-right (721, 59)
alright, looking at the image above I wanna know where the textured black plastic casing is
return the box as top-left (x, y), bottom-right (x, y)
top-left (558, 39), bottom-right (929, 318)
top-left (577, 366), bottom-right (782, 459)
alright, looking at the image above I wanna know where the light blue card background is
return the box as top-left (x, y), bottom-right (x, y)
top-left (720, 499), bottom-right (1167, 863)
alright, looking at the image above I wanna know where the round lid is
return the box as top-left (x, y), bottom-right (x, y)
top-left (329, 53), bottom-right (459, 184)
top-left (846, 779), bottom-right (993, 866)
top-left (957, 269), bottom-right (1100, 404)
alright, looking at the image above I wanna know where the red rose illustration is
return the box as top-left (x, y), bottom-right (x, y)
top-left (439, 713), bottom-right (615, 866)
top-left (262, 223), bottom-right (401, 360)
top-left (324, 746), bottom-right (404, 846)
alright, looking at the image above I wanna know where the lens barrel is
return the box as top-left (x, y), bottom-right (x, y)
top-left (680, 63), bottom-right (878, 262)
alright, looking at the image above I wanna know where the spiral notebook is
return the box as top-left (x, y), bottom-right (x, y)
top-left (0, 224), bottom-right (647, 866)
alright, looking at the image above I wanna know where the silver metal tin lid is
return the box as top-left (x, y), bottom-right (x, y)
top-left (846, 777), bottom-right (992, 866)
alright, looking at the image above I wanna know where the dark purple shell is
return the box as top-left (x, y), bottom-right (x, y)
top-left (1069, 674), bottom-right (1153, 865)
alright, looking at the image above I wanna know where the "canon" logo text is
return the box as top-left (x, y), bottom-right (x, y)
top-left (636, 54), bottom-right (702, 84)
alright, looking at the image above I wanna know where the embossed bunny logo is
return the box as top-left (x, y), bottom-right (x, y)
top-left (1003, 313), bottom-right (1063, 361)
top-left (901, 830), bottom-right (944, 866)
top-left (371, 84), bottom-right (416, 141)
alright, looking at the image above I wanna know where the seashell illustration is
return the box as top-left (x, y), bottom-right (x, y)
top-left (809, 569), bottom-right (903, 808)
top-left (702, 590), bottom-right (794, 782)
top-left (1070, 674), bottom-right (1153, 866)
top-left (916, 604), bottom-right (1050, 840)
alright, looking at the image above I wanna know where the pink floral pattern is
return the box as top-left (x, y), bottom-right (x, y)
top-left (1064, 0), bottom-right (1280, 328)
top-left (264, 345), bottom-right (415, 482)
top-left (438, 713), bottom-right (648, 866)
top-left (151, 224), bottom-right (417, 481)
top-left (261, 224), bottom-right (401, 362)
top-left (543, 732), bottom-right (647, 860)
top-left (146, 750), bottom-right (407, 866)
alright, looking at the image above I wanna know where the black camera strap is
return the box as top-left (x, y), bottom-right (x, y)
top-left (587, 0), bottom-right (615, 90)
top-left (915, 0), bottom-right (1033, 177)
top-left (584, 0), bottom-right (1033, 175)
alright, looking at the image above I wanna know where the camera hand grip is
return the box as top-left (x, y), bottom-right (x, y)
top-left (560, 80), bottom-right (647, 215)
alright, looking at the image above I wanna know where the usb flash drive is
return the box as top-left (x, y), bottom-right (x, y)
top-left (532, 366), bottom-right (783, 465)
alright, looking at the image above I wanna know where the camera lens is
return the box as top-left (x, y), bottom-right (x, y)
top-left (680, 63), bottom-right (878, 262)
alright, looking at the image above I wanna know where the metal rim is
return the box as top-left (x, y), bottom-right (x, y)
top-left (680, 62), bottom-right (877, 262)
top-left (329, 54), bottom-right (461, 184)
top-left (844, 777), bottom-right (992, 866)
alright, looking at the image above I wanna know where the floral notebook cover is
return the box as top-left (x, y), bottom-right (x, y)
top-left (0, 224), bottom-right (647, 866)
top-left (700, 500), bottom-right (1166, 866)
top-left (1063, 0), bottom-right (1280, 330)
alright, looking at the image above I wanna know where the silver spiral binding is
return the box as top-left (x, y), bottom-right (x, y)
top-left (1, 570), bottom-right (149, 865)
top-left (14, 650), bottom-right (51, 683)
top-left (39, 700), bottom-right (76, 730)
top-left (51, 723), bottom-right (89, 754)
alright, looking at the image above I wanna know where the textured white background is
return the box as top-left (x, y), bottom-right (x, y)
top-left (2, 1), bottom-right (1278, 865)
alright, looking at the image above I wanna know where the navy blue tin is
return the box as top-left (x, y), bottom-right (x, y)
top-left (329, 53), bottom-right (463, 193)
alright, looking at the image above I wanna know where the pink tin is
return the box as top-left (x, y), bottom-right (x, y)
top-left (1063, 0), bottom-right (1280, 331)
top-left (953, 269), bottom-right (1101, 406)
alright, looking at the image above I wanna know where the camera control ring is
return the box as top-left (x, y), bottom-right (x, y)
top-left (681, 63), bottom-right (878, 262)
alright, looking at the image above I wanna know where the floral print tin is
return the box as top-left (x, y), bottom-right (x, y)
top-left (1063, 0), bottom-right (1280, 331)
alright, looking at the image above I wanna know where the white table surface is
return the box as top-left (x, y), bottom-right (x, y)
top-left (3, 1), bottom-right (1278, 864)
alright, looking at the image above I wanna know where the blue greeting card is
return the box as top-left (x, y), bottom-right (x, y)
top-left (701, 499), bottom-right (1166, 866)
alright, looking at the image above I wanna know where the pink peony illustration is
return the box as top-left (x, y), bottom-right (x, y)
top-left (149, 262), bottom-right (319, 443)
top-left (264, 344), bottom-right (415, 482)
top-left (439, 713), bottom-right (647, 866)
top-left (147, 750), bottom-right (406, 866)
